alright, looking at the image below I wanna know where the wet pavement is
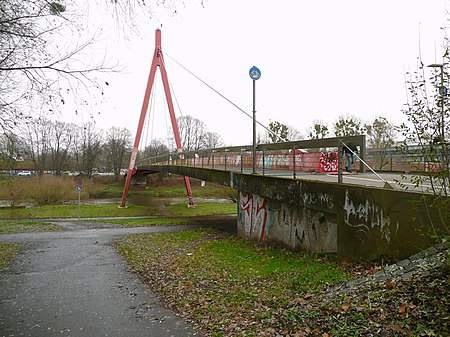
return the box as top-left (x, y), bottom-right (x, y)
top-left (0, 222), bottom-right (216, 337)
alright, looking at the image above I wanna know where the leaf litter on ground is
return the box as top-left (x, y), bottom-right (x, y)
top-left (114, 228), bottom-right (449, 337)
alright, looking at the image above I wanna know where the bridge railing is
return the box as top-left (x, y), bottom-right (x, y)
top-left (136, 135), bottom-right (366, 181)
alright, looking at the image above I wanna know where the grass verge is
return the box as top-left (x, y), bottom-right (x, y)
top-left (89, 217), bottom-right (191, 227)
top-left (0, 242), bottom-right (20, 271)
top-left (115, 229), bottom-right (449, 336)
top-left (0, 220), bottom-right (63, 234)
top-left (114, 229), bottom-right (350, 336)
top-left (143, 182), bottom-right (234, 199)
top-left (0, 204), bottom-right (157, 219)
top-left (0, 202), bottom-right (236, 220)
top-left (166, 202), bottom-right (236, 216)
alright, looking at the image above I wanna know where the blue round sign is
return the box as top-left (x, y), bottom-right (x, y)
top-left (439, 85), bottom-right (448, 96)
top-left (249, 66), bottom-right (261, 80)
top-left (76, 185), bottom-right (83, 191)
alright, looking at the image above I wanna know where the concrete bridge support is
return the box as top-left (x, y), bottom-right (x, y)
top-left (233, 174), bottom-right (444, 261)
top-left (143, 165), bottom-right (447, 261)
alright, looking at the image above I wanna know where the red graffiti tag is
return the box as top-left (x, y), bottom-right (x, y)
top-left (318, 152), bottom-right (338, 173)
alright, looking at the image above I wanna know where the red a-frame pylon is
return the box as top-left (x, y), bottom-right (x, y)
top-left (120, 29), bottom-right (194, 208)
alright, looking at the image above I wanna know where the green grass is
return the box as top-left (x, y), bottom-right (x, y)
top-left (88, 217), bottom-right (191, 227)
top-left (145, 184), bottom-right (234, 199)
top-left (0, 242), bottom-right (20, 271)
top-left (88, 183), bottom-right (124, 198)
top-left (0, 201), bottom-right (235, 220)
top-left (115, 230), bottom-right (449, 336)
top-left (115, 229), bottom-right (350, 335)
top-left (0, 204), bottom-right (157, 219)
top-left (0, 220), bottom-right (63, 234)
top-left (166, 202), bottom-right (236, 216)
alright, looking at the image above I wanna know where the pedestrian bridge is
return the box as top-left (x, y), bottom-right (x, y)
top-left (120, 29), bottom-right (447, 262)
top-left (131, 135), bottom-right (447, 262)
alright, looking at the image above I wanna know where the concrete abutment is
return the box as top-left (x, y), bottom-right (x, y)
top-left (144, 165), bottom-right (447, 261)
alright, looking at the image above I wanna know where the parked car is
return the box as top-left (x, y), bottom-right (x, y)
top-left (17, 171), bottom-right (33, 176)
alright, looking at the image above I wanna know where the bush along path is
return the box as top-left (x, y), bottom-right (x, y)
top-left (115, 229), bottom-right (450, 337)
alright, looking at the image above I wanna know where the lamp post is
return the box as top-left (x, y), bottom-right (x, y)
top-left (427, 63), bottom-right (447, 141)
top-left (249, 66), bottom-right (261, 174)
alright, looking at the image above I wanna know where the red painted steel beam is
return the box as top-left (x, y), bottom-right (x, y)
top-left (120, 29), bottom-right (194, 207)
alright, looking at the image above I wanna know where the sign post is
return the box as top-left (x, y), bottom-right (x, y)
top-left (249, 66), bottom-right (261, 174)
top-left (76, 185), bottom-right (83, 220)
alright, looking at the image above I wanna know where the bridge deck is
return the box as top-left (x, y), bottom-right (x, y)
top-left (138, 163), bottom-right (442, 194)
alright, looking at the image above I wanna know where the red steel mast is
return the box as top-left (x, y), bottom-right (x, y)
top-left (120, 29), bottom-right (194, 208)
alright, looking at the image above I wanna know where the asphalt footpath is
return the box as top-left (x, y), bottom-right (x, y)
top-left (0, 223), bottom-right (208, 337)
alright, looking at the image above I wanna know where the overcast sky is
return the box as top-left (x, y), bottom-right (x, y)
top-left (62, 0), bottom-right (449, 147)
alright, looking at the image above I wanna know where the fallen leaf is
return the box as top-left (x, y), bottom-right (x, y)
top-left (322, 333), bottom-right (330, 337)
top-left (303, 293), bottom-right (313, 299)
top-left (292, 297), bottom-right (306, 305)
top-left (399, 304), bottom-right (408, 315)
top-left (342, 305), bottom-right (350, 311)
top-left (385, 278), bottom-right (394, 289)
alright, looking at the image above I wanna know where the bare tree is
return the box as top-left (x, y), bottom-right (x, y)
top-left (266, 121), bottom-right (302, 143)
top-left (366, 117), bottom-right (396, 149)
top-left (49, 121), bottom-right (75, 176)
top-left (307, 120), bottom-right (329, 139)
top-left (0, 1), bottom-right (110, 131)
top-left (21, 118), bottom-right (52, 175)
top-left (73, 123), bottom-right (103, 177)
top-left (202, 132), bottom-right (224, 149)
top-left (105, 126), bottom-right (132, 181)
top-left (333, 115), bottom-right (366, 137)
top-left (267, 121), bottom-right (289, 143)
top-left (365, 117), bottom-right (396, 170)
top-left (0, 132), bottom-right (24, 172)
top-left (398, 48), bottom-right (450, 237)
top-left (142, 139), bottom-right (170, 158)
top-left (0, 0), bottom-right (207, 132)
top-left (176, 115), bottom-right (207, 151)
top-left (140, 139), bottom-right (170, 181)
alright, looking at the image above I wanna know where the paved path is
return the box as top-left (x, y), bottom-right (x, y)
top-left (0, 223), bottom-right (206, 337)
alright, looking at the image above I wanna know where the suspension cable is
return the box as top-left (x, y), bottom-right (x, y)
top-left (159, 54), bottom-right (182, 149)
top-left (163, 51), bottom-right (287, 142)
top-left (150, 74), bottom-right (158, 142)
top-left (341, 141), bottom-right (394, 188)
top-left (163, 91), bottom-right (172, 149)
top-left (168, 77), bottom-right (184, 118)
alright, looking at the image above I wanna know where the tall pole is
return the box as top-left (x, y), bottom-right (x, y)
top-left (120, 29), bottom-right (194, 208)
top-left (252, 79), bottom-right (256, 174)
top-left (249, 66), bottom-right (261, 174)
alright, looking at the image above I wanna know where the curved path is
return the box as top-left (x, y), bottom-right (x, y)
top-left (0, 222), bottom-right (208, 337)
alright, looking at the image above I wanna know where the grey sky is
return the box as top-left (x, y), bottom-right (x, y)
top-left (61, 0), bottom-right (448, 147)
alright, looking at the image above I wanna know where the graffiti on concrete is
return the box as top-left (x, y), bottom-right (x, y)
top-left (318, 152), bottom-right (338, 173)
top-left (200, 151), bottom-right (339, 173)
top-left (343, 190), bottom-right (399, 244)
top-left (258, 154), bottom-right (291, 169)
top-left (301, 192), bottom-right (335, 209)
top-left (270, 204), bottom-right (337, 252)
top-left (239, 191), bottom-right (337, 252)
top-left (239, 192), bottom-right (268, 241)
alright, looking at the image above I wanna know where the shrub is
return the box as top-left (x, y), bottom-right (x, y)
top-left (6, 180), bottom-right (27, 207)
top-left (26, 176), bottom-right (77, 206)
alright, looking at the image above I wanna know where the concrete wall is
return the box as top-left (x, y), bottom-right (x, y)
top-left (144, 165), bottom-right (447, 261)
top-left (238, 191), bottom-right (337, 253)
